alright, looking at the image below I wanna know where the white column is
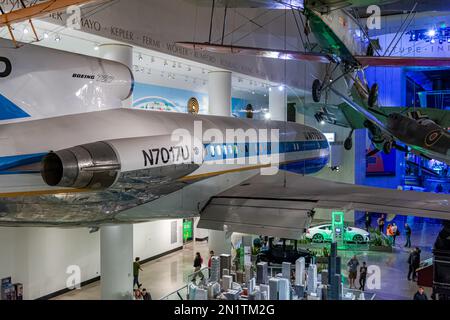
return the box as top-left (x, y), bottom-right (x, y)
top-left (101, 225), bottom-right (134, 300)
top-left (208, 71), bottom-right (232, 116)
top-left (269, 86), bottom-right (287, 121)
top-left (208, 230), bottom-right (232, 255)
top-left (207, 71), bottom-right (232, 253)
top-left (99, 43), bottom-right (133, 108)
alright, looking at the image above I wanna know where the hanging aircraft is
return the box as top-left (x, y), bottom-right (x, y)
top-left (0, 39), bottom-right (449, 234)
top-left (177, 0), bottom-right (450, 164)
top-left (0, 0), bottom-right (100, 47)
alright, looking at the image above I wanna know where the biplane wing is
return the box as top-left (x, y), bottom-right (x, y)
top-left (0, 0), bottom-right (98, 28)
top-left (176, 42), bottom-right (332, 63)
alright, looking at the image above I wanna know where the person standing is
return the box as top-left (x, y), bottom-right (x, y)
top-left (365, 212), bottom-right (372, 231)
top-left (404, 223), bottom-right (412, 248)
top-left (408, 248), bottom-right (421, 281)
top-left (377, 214), bottom-right (385, 233)
top-left (386, 224), bottom-right (394, 246)
top-left (413, 287), bottom-right (428, 300)
top-left (392, 223), bottom-right (398, 246)
top-left (142, 288), bottom-right (152, 300)
top-left (208, 250), bottom-right (214, 268)
top-left (347, 255), bottom-right (360, 289)
top-left (133, 257), bottom-right (143, 288)
top-left (413, 247), bottom-right (421, 281)
top-left (359, 261), bottom-right (368, 291)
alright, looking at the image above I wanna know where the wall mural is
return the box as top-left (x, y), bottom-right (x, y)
top-left (132, 82), bottom-right (255, 118)
top-left (133, 82), bottom-right (208, 113)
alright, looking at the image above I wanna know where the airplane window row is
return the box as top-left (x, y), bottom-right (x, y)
top-left (206, 143), bottom-right (274, 158)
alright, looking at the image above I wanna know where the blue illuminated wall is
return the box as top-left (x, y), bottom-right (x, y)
top-left (355, 67), bottom-right (406, 188)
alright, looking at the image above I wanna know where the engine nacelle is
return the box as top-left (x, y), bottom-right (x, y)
top-left (41, 135), bottom-right (201, 190)
top-left (41, 141), bottom-right (121, 190)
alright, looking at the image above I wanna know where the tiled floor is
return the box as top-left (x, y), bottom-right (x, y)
top-left (53, 221), bottom-right (442, 300)
top-left (53, 241), bottom-right (210, 300)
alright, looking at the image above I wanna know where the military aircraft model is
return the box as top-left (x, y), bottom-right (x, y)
top-left (177, 0), bottom-right (450, 164)
top-left (1, 38), bottom-right (448, 233)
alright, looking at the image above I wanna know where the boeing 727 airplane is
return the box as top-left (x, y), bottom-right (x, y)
top-left (0, 39), bottom-right (448, 232)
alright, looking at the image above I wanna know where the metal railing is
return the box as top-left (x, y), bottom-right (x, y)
top-left (159, 267), bottom-right (210, 300)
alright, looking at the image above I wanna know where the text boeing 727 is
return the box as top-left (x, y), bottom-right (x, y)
top-left (0, 39), bottom-right (448, 234)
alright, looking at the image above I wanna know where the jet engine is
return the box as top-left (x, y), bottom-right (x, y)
top-left (41, 141), bottom-right (120, 190)
top-left (41, 135), bottom-right (201, 190)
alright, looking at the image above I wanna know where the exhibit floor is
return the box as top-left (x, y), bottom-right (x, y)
top-left (52, 222), bottom-right (441, 300)
top-left (53, 241), bottom-right (210, 300)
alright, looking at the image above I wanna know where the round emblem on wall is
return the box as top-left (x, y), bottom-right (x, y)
top-left (187, 97), bottom-right (199, 114)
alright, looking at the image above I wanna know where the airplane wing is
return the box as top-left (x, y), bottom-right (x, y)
top-left (199, 171), bottom-right (450, 238)
top-left (381, 107), bottom-right (450, 128)
top-left (176, 42), bottom-right (332, 63)
top-left (356, 56), bottom-right (450, 68)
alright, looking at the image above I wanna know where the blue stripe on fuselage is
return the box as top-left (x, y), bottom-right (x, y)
top-left (280, 155), bottom-right (330, 175)
top-left (0, 93), bottom-right (30, 120)
top-left (0, 153), bottom-right (46, 172)
top-left (0, 140), bottom-right (329, 175)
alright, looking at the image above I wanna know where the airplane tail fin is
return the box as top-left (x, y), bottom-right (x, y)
top-left (0, 38), bottom-right (133, 124)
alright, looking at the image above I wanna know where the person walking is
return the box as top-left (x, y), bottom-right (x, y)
top-left (408, 248), bottom-right (416, 281)
top-left (392, 223), bottom-right (398, 246)
top-left (359, 261), bottom-right (368, 291)
top-left (377, 214), bottom-right (385, 233)
top-left (347, 255), bottom-right (359, 289)
top-left (193, 252), bottom-right (204, 281)
top-left (133, 257), bottom-right (143, 288)
top-left (413, 287), bottom-right (428, 300)
top-left (365, 212), bottom-right (372, 231)
top-left (404, 223), bottom-right (412, 248)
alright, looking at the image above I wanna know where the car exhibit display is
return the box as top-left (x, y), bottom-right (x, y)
top-left (305, 224), bottom-right (370, 243)
top-left (256, 238), bottom-right (312, 265)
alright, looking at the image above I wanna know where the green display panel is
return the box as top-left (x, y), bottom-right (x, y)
top-left (183, 219), bottom-right (193, 242)
top-left (331, 211), bottom-right (346, 250)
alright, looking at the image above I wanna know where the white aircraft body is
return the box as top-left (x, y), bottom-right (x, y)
top-left (0, 39), bottom-right (448, 230)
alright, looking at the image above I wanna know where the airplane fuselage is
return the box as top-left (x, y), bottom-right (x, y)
top-left (0, 108), bottom-right (330, 226)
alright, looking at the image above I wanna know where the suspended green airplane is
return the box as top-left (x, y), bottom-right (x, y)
top-left (178, 0), bottom-right (450, 163)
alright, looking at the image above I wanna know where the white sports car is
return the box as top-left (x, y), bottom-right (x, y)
top-left (305, 224), bottom-right (370, 243)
